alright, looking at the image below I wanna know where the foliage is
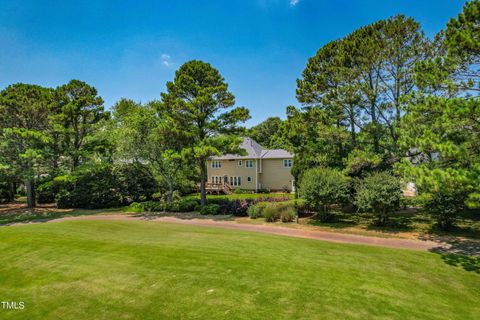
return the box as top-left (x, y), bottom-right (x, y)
top-left (161, 60), bottom-right (250, 205)
top-left (343, 149), bottom-right (384, 177)
top-left (423, 191), bottom-right (467, 230)
top-left (293, 14), bottom-right (427, 163)
top-left (127, 201), bottom-right (163, 213)
top-left (398, 95), bottom-right (479, 219)
top-left (247, 202), bottom-right (268, 219)
top-left (167, 198), bottom-right (200, 212)
top-left (53, 80), bottom-right (107, 170)
top-left (263, 202), bottom-right (297, 222)
top-left (54, 165), bottom-right (121, 209)
top-left (0, 182), bottom-right (13, 203)
top-left (110, 99), bottom-right (190, 203)
top-left (299, 167), bottom-right (350, 221)
top-left (36, 177), bottom-right (57, 204)
top-left (54, 163), bottom-right (158, 209)
top-left (0, 84), bottom-right (52, 207)
top-left (415, 1), bottom-right (479, 93)
top-left (199, 204), bottom-right (221, 215)
top-left (113, 163), bottom-right (158, 203)
top-left (248, 117), bottom-right (285, 149)
top-left (354, 171), bottom-right (402, 225)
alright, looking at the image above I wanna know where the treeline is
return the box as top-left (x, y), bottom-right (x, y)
top-left (0, 61), bottom-right (249, 208)
top-left (0, 1), bottom-right (478, 230)
top-left (248, 2), bottom-right (479, 229)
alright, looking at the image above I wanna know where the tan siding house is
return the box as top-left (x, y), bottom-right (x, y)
top-left (206, 138), bottom-right (294, 192)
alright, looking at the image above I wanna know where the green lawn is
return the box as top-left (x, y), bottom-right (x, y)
top-left (0, 220), bottom-right (478, 320)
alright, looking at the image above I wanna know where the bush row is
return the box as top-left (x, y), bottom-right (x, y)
top-left (126, 196), bottom-right (302, 219)
top-left (38, 163), bottom-right (159, 209)
top-left (247, 202), bottom-right (297, 222)
top-left (299, 168), bottom-right (402, 225)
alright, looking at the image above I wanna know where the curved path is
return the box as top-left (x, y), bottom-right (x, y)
top-left (36, 214), bottom-right (447, 252)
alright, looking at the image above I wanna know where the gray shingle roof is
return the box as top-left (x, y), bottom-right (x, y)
top-left (212, 137), bottom-right (293, 160)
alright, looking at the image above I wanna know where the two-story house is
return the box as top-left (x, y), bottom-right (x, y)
top-left (206, 138), bottom-right (294, 193)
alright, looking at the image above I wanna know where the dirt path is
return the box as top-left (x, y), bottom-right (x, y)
top-left (32, 214), bottom-right (447, 252)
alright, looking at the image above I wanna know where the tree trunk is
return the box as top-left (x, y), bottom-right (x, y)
top-left (9, 182), bottom-right (16, 202)
top-left (25, 179), bottom-right (35, 209)
top-left (371, 104), bottom-right (380, 153)
top-left (199, 159), bottom-right (207, 206)
top-left (167, 177), bottom-right (174, 203)
top-left (349, 111), bottom-right (356, 147)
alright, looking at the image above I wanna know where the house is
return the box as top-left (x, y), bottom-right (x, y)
top-left (206, 138), bottom-right (294, 193)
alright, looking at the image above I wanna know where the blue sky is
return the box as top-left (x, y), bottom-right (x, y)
top-left (0, 0), bottom-right (467, 126)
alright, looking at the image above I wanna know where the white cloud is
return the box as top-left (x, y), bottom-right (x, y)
top-left (161, 53), bottom-right (173, 67)
top-left (290, 0), bottom-right (299, 6)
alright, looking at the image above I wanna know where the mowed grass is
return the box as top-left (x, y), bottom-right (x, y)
top-left (0, 221), bottom-right (478, 320)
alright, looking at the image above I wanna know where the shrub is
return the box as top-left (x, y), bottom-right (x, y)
top-left (263, 202), bottom-right (297, 222)
top-left (167, 198), bottom-right (199, 212)
top-left (423, 190), bottom-right (466, 230)
top-left (54, 165), bottom-right (122, 209)
top-left (293, 198), bottom-right (310, 216)
top-left (126, 202), bottom-right (145, 213)
top-left (114, 163), bottom-right (158, 203)
top-left (355, 171), bottom-right (402, 225)
top-left (207, 198), bottom-right (253, 216)
top-left (141, 201), bottom-right (163, 212)
top-left (279, 207), bottom-right (296, 222)
top-left (299, 167), bottom-right (349, 221)
top-left (234, 187), bottom-right (242, 194)
top-left (53, 163), bottom-right (161, 209)
top-left (37, 178), bottom-right (57, 203)
top-left (247, 202), bottom-right (268, 219)
top-left (0, 179), bottom-right (14, 203)
top-left (199, 204), bottom-right (221, 215)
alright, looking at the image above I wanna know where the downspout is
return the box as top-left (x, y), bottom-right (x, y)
top-left (255, 158), bottom-right (258, 193)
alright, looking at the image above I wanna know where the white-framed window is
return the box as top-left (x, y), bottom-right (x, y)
top-left (238, 160), bottom-right (243, 166)
top-left (211, 176), bottom-right (222, 184)
top-left (247, 176), bottom-right (252, 183)
top-left (245, 160), bottom-right (254, 168)
top-left (283, 159), bottom-right (292, 168)
top-left (211, 160), bottom-right (221, 169)
top-left (229, 176), bottom-right (241, 186)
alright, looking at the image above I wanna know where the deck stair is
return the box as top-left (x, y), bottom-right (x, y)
top-left (204, 182), bottom-right (233, 195)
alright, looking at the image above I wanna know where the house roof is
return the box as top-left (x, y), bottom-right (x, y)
top-left (212, 137), bottom-right (294, 160)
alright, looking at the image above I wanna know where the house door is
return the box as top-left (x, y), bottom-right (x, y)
top-left (223, 175), bottom-right (228, 185)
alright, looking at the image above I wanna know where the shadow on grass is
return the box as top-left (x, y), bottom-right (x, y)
top-left (307, 212), bottom-right (416, 234)
top-left (425, 235), bottom-right (480, 273)
top-left (0, 202), bottom-right (237, 226)
top-left (0, 203), bottom-right (126, 226)
top-left (130, 211), bottom-right (235, 221)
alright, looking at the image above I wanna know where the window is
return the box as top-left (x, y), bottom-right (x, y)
top-left (229, 176), bottom-right (241, 186)
top-left (283, 159), bottom-right (292, 168)
top-left (245, 160), bottom-right (254, 168)
top-left (211, 176), bottom-right (222, 184)
top-left (247, 176), bottom-right (252, 183)
top-left (238, 160), bottom-right (242, 166)
top-left (211, 160), bottom-right (221, 169)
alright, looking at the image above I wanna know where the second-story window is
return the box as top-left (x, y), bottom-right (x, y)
top-left (245, 160), bottom-right (254, 168)
top-left (283, 159), bottom-right (292, 168)
top-left (211, 160), bottom-right (222, 169)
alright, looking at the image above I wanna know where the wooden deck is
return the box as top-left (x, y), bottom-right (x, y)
top-left (204, 183), bottom-right (233, 195)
